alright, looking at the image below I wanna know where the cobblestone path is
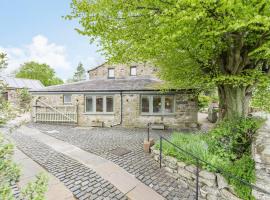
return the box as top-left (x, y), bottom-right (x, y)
top-left (11, 130), bottom-right (127, 200)
top-left (28, 123), bottom-right (195, 200)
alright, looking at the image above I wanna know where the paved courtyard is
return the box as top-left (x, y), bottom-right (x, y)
top-left (10, 122), bottom-right (195, 200)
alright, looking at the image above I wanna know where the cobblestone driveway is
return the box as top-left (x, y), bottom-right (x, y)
top-left (27, 123), bottom-right (195, 200)
top-left (11, 131), bottom-right (127, 200)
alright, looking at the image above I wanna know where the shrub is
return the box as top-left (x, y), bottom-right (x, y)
top-left (17, 88), bottom-right (32, 111)
top-left (198, 94), bottom-right (211, 110)
top-left (154, 116), bottom-right (263, 199)
top-left (208, 117), bottom-right (263, 160)
top-left (21, 173), bottom-right (48, 200)
top-left (0, 133), bottom-right (48, 200)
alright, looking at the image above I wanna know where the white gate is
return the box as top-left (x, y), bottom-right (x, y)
top-left (34, 98), bottom-right (78, 124)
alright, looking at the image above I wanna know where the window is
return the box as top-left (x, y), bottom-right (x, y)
top-left (130, 66), bottom-right (137, 76)
top-left (153, 96), bottom-right (162, 113)
top-left (141, 95), bottom-right (175, 115)
top-left (96, 96), bottom-right (103, 112)
top-left (63, 94), bottom-right (72, 104)
top-left (165, 96), bottom-right (174, 113)
top-left (85, 95), bottom-right (114, 114)
top-left (141, 96), bottom-right (149, 112)
top-left (108, 68), bottom-right (115, 79)
top-left (85, 96), bottom-right (93, 112)
top-left (106, 96), bottom-right (114, 112)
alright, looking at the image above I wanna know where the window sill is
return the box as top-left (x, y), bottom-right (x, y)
top-left (83, 112), bottom-right (115, 115)
top-left (140, 113), bottom-right (176, 116)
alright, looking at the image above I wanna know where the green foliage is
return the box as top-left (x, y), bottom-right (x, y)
top-left (0, 133), bottom-right (48, 200)
top-left (0, 134), bottom-right (20, 199)
top-left (15, 62), bottom-right (63, 86)
top-left (251, 86), bottom-right (270, 112)
top-left (0, 52), bottom-right (8, 73)
top-left (67, 0), bottom-right (270, 118)
top-left (21, 173), bottom-right (48, 200)
top-left (225, 155), bottom-right (256, 200)
top-left (72, 62), bottom-right (86, 82)
top-left (198, 95), bottom-right (211, 110)
top-left (17, 88), bottom-right (32, 111)
top-left (155, 117), bottom-right (263, 199)
top-left (208, 117), bottom-right (263, 160)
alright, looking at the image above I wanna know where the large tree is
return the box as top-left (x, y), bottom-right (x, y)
top-left (0, 52), bottom-right (7, 74)
top-left (16, 62), bottom-right (63, 86)
top-left (68, 0), bottom-right (270, 119)
top-left (72, 62), bottom-right (87, 82)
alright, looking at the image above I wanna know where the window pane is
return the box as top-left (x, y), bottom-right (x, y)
top-left (108, 68), bottom-right (115, 78)
top-left (130, 67), bottom-right (137, 76)
top-left (106, 96), bottom-right (114, 112)
top-left (85, 97), bottom-right (93, 112)
top-left (96, 97), bottom-right (103, 112)
top-left (153, 96), bottom-right (162, 113)
top-left (141, 96), bottom-right (149, 113)
top-left (64, 94), bottom-right (71, 103)
top-left (165, 96), bottom-right (174, 113)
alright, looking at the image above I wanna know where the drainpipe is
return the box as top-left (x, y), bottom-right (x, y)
top-left (111, 91), bottom-right (123, 127)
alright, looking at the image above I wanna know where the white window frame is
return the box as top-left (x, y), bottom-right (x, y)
top-left (63, 94), bottom-right (72, 104)
top-left (130, 66), bottom-right (137, 76)
top-left (84, 95), bottom-right (114, 114)
top-left (140, 95), bottom-right (175, 115)
top-left (108, 68), bottom-right (115, 79)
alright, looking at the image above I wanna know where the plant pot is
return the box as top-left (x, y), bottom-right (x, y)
top-left (144, 138), bottom-right (155, 147)
top-left (143, 140), bottom-right (151, 153)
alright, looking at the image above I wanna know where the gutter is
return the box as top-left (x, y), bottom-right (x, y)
top-left (111, 91), bottom-right (123, 127)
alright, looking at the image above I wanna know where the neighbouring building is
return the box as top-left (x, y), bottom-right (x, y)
top-left (30, 63), bottom-right (198, 130)
top-left (0, 77), bottom-right (44, 107)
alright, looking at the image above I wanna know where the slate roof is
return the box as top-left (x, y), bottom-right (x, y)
top-left (0, 77), bottom-right (44, 89)
top-left (30, 78), bottom-right (164, 93)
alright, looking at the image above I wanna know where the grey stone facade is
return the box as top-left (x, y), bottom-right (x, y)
top-left (88, 62), bottom-right (158, 79)
top-left (252, 117), bottom-right (270, 200)
top-left (31, 63), bottom-right (198, 129)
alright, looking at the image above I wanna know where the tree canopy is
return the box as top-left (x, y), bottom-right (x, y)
top-left (70, 62), bottom-right (87, 82)
top-left (15, 62), bottom-right (63, 86)
top-left (0, 52), bottom-right (7, 74)
top-left (68, 0), bottom-right (270, 119)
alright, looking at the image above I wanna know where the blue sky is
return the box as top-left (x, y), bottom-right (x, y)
top-left (0, 0), bottom-right (105, 80)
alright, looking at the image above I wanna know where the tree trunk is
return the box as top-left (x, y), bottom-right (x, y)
top-left (218, 85), bottom-right (251, 119)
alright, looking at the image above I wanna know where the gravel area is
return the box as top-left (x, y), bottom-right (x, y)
top-left (27, 123), bottom-right (195, 200)
top-left (11, 130), bottom-right (127, 200)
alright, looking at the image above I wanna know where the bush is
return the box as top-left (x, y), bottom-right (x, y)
top-left (17, 88), bottom-right (32, 111)
top-left (22, 173), bottom-right (48, 200)
top-left (198, 94), bottom-right (211, 110)
top-left (0, 133), bottom-right (48, 199)
top-left (155, 117), bottom-right (263, 199)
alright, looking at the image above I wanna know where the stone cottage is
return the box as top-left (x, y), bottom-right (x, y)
top-left (0, 77), bottom-right (44, 106)
top-left (30, 63), bottom-right (198, 129)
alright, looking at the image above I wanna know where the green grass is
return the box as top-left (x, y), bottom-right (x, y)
top-left (155, 117), bottom-right (264, 199)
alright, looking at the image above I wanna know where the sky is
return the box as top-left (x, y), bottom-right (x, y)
top-left (0, 0), bottom-right (105, 81)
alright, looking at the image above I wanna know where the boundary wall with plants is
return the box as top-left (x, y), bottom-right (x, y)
top-left (252, 117), bottom-right (270, 200)
top-left (151, 147), bottom-right (242, 200)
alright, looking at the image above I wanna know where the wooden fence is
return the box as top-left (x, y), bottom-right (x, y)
top-left (34, 99), bottom-right (78, 124)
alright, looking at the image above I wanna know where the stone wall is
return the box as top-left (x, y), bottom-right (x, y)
top-left (32, 92), bottom-right (198, 130)
top-left (88, 63), bottom-right (158, 79)
top-left (252, 117), bottom-right (270, 200)
top-left (150, 147), bottom-right (242, 200)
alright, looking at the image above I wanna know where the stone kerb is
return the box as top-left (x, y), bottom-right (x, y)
top-left (252, 116), bottom-right (270, 200)
top-left (150, 147), bottom-right (242, 200)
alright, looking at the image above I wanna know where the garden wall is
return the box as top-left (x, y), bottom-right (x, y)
top-left (150, 147), bottom-right (241, 200)
top-left (252, 117), bottom-right (270, 200)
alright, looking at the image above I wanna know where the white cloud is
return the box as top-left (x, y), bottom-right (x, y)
top-left (0, 35), bottom-right (72, 79)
